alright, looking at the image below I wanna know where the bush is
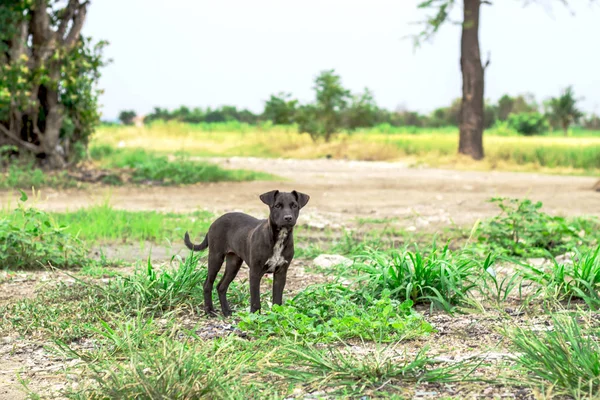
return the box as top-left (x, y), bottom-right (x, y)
top-left (0, 193), bottom-right (90, 269)
top-left (506, 112), bottom-right (549, 135)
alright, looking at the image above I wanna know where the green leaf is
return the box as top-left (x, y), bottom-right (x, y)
top-left (19, 189), bottom-right (28, 202)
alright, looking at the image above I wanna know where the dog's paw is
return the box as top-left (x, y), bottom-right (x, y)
top-left (204, 308), bottom-right (218, 317)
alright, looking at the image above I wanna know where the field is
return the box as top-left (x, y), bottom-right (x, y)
top-left (1, 125), bottom-right (600, 399)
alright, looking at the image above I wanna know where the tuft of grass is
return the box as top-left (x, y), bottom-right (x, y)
top-left (519, 246), bottom-right (600, 308)
top-left (90, 145), bottom-right (276, 185)
top-left (0, 194), bottom-right (91, 269)
top-left (353, 245), bottom-right (478, 311)
top-left (509, 314), bottom-right (600, 398)
top-left (267, 343), bottom-right (479, 396)
top-left (238, 282), bottom-right (433, 343)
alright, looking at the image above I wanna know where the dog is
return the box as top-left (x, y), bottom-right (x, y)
top-left (184, 190), bottom-right (310, 316)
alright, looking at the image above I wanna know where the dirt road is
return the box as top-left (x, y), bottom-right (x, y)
top-left (1, 157), bottom-right (598, 228)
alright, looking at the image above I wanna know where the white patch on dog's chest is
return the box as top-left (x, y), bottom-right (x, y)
top-left (265, 229), bottom-right (288, 273)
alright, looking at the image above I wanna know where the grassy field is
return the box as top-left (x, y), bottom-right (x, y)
top-left (1, 196), bottom-right (600, 398)
top-left (93, 121), bottom-right (600, 176)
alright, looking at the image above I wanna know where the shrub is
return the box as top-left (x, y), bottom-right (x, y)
top-left (506, 112), bottom-right (549, 135)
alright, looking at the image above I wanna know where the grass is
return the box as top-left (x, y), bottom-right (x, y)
top-left (352, 245), bottom-right (480, 312)
top-left (51, 203), bottom-right (214, 244)
top-left (93, 121), bottom-right (600, 175)
top-left (90, 145), bottom-right (277, 185)
top-left (509, 314), bottom-right (600, 398)
top-left (0, 158), bottom-right (80, 189)
top-left (4, 198), bottom-right (600, 398)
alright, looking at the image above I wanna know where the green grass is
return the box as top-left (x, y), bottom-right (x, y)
top-left (51, 203), bottom-right (214, 244)
top-left (90, 145), bottom-right (277, 185)
top-left (508, 314), bottom-right (600, 398)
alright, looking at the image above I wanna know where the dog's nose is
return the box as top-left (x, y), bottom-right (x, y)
top-left (284, 215), bottom-right (293, 222)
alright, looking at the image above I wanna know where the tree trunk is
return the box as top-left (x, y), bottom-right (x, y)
top-left (458, 0), bottom-right (485, 160)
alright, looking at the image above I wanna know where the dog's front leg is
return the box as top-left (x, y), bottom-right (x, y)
top-left (249, 266), bottom-right (263, 313)
top-left (272, 266), bottom-right (288, 306)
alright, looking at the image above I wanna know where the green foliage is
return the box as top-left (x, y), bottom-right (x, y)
top-left (118, 110), bottom-right (137, 125)
top-left (296, 69), bottom-right (351, 142)
top-left (506, 112), bottom-right (549, 136)
top-left (497, 93), bottom-right (539, 121)
top-left (353, 245), bottom-right (478, 311)
top-left (509, 314), bottom-right (600, 398)
top-left (545, 86), bottom-right (584, 135)
top-left (344, 88), bottom-right (381, 130)
top-left (0, 157), bottom-right (78, 189)
top-left (0, 194), bottom-right (90, 269)
top-left (90, 146), bottom-right (275, 185)
top-left (475, 198), bottom-right (599, 258)
top-left (238, 283), bottom-right (432, 342)
top-left (263, 92), bottom-right (298, 125)
top-left (0, 1), bottom-right (108, 166)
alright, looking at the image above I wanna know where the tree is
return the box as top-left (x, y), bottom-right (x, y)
top-left (118, 110), bottom-right (137, 126)
top-left (0, 0), bottom-right (107, 168)
top-left (545, 86), bottom-right (583, 136)
top-left (263, 92), bottom-right (298, 125)
top-left (414, 0), bottom-right (584, 160)
top-left (344, 88), bottom-right (380, 130)
top-left (296, 70), bottom-right (351, 142)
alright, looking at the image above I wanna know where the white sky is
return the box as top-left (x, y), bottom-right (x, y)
top-left (83, 0), bottom-right (600, 120)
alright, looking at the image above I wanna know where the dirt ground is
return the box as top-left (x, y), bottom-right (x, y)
top-left (1, 157), bottom-right (598, 227)
top-left (1, 159), bottom-right (599, 399)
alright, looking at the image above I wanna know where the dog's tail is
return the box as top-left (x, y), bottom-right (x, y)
top-left (184, 231), bottom-right (209, 252)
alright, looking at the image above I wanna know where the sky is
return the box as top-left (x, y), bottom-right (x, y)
top-left (83, 0), bottom-right (600, 121)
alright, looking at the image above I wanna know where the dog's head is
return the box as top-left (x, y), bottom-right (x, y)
top-left (260, 190), bottom-right (310, 229)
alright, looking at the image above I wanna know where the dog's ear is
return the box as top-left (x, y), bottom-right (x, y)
top-left (259, 190), bottom-right (279, 207)
top-left (292, 190), bottom-right (310, 209)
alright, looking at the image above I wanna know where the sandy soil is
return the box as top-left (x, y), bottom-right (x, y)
top-left (1, 158), bottom-right (597, 229)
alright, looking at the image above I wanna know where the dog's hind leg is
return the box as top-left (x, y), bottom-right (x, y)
top-left (204, 252), bottom-right (225, 316)
top-left (217, 254), bottom-right (243, 317)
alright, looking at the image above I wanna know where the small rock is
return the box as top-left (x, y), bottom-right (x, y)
top-left (313, 254), bottom-right (352, 269)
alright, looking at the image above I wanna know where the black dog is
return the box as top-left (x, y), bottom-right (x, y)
top-left (184, 190), bottom-right (310, 316)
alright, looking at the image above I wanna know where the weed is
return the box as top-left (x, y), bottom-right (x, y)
top-left (238, 283), bottom-right (432, 342)
top-left (0, 193), bottom-right (91, 269)
top-left (519, 246), bottom-right (600, 308)
top-left (509, 314), bottom-right (600, 398)
top-left (353, 245), bottom-right (478, 311)
top-left (475, 198), bottom-right (599, 257)
top-left (268, 344), bottom-right (478, 396)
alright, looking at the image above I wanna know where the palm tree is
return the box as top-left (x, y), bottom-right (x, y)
top-left (545, 86), bottom-right (584, 136)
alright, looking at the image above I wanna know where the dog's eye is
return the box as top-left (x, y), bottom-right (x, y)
top-left (291, 203), bottom-right (298, 209)
top-left (274, 204), bottom-right (282, 209)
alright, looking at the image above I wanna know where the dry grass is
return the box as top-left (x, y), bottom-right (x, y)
top-left (92, 122), bottom-right (600, 176)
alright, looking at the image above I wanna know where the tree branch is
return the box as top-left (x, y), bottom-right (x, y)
top-left (56, 0), bottom-right (80, 41)
top-left (0, 124), bottom-right (43, 154)
top-left (64, 2), bottom-right (88, 49)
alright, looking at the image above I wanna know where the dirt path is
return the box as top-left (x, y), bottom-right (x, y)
top-left (1, 158), bottom-right (597, 228)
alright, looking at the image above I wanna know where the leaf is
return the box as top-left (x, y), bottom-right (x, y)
top-left (19, 189), bottom-right (28, 202)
